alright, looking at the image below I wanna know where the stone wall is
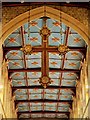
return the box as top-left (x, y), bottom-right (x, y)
top-left (71, 59), bottom-right (89, 118)
top-left (1, 60), bottom-right (17, 118)
top-left (2, 4), bottom-right (89, 28)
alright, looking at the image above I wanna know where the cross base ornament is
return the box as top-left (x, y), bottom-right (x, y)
top-left (20, 44), bottom-right (32, 55)
top-left (58, 44), bottom-right (69, 55)
top-left (39, 76), bottom-right (51, 88)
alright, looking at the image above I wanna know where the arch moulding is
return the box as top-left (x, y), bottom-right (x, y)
top-left (1, 6), bottom-right (90, 45)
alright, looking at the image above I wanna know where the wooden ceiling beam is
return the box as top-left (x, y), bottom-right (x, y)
top-left (15, 99), bottom-right (73, 103)
top-left (8, 68), bottom-right (80, 72)
top-left (21, 26), bottom-right (31, 113)
top-left (12, 86), bottom-right (76, 89)
top-left (8, 68), bottom-right (41, 72)
top-left (17, 111), bottom-right (70, 114)
top-left (56, 27), bottom-right (70, 114)
top-left (3, 46), bottom-right (86, 51)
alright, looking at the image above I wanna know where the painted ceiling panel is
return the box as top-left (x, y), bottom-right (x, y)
top-left (44, 113), bottom-right (56, 118)
top-left (62, 72), bottom-right (78, 80)
top-left (31, 102), bottom-right (42, 106)
top-left (24, 33), bottom-right (42, 46)
top-left (18, 106), bottom-right (29, 112)
top-left (64, 60), bottom-right (81, 70)
top-left (15, 95), bottom-right (28, 100)
top-left (67, 33), bottom-right (86, 47)
top-left (61, 79), bottom-right (76, 86)
top-left (47, 19), bottom-right (66, 32)
top-left (60, 89), bottom-right (73, 95)
top-left (10, 72), bottom-right (25, 80)
top-left (29, 89), bottom-right (43, 94)
top-left (27, 72), bottom-right (41, 78)
top-left (4, 33), bottom-right (22, 47)
top-left (44, 89), bottom-right (58, 94)
top-left (31, 114), bottom-right (43, 118)
top-left (12, 79), bottom-right (26, 86)
top-left (24, 19), bottom-right (43, 32)
top-left (26, 52), bottom-right (41, 59)
top-left (8, 60), bottom-right (24, 69)
top-left (44, 94), bottom-right (58, 100)
top-left (57, 114), bottom-right (68, 118)
top-left (19, 114), bottom-right (30, 118)
top-left (49, 52), bottom-right (62, 59)
top-left (58, 106), bottom-right (69, 112)
top-left (18, 103), bottom-right (29, 107)
top-left (30, 94), bottom-right (42, 99)
top-left (6, 50), bottom-right (23, 60)
top-left (44, 102), bottom-right (57, 107)
top-left (49, 79), bottom-right (59, 86)
top-left (26, 59), bottom-right (41, 68)
top-left (49, 59), bottom-right (62, 68)
top-left (3, 17), bottom-right (86, 119)
top-left (49, 33), bottom-right (65, 46)
top-left (58, 102), bottom-right (70, 107)
top-left (49, 72), bottom-right (61, 78)
top-left (65, 51), bottom-right (84, 60)
top-left (45, 106), bottom-right (56, 111)
top-left (28, 79), bottom-right (40, 86)
top-left (14, 89), bottom-right (27, 95)
top-left (59, 95), bottom-right (72, 100)
top-left (30, 106), bottom-right (42, 111)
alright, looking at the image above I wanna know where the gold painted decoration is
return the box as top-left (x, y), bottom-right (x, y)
top-left (10, 52), bottom-right (18, 56)
top-left (39, 76), bottom-right (51, 88)
top-left (30, 21), bottom-right (38, 26)
top-left (40, 25), bottom-right (51, 41)
top-left (20, 44), bottom-right (32, 55)
top-left (71, 52), bottom-right (78, 56)
top-left (53, 21), bottom-right (61, 26)
top-left (58, 44), bottom-right (69, 55)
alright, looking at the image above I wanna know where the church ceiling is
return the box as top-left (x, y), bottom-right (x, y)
top-left (3, 17), bottom-right (86, 119)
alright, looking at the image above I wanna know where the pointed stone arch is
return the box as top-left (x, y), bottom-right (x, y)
top-left (1, 6), bottom-right (89, 45)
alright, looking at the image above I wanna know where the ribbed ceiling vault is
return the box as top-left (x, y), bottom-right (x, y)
top-left (3, 17), bottom-right (87, 119)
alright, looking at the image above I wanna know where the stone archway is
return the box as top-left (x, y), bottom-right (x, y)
top-left (1, 6), bottom-right (89, 45)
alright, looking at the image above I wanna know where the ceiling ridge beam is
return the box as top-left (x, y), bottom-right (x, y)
top-left (17, 111), bottom-right (70, 114)
top-left (12, 86), bottom-right (76, 89)
top-left (15, 99), bottom-right (73, 103)
top-left (8, 68), bottom-right (80, 72)
top-left (3, 46), bottom-right (86, 51)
